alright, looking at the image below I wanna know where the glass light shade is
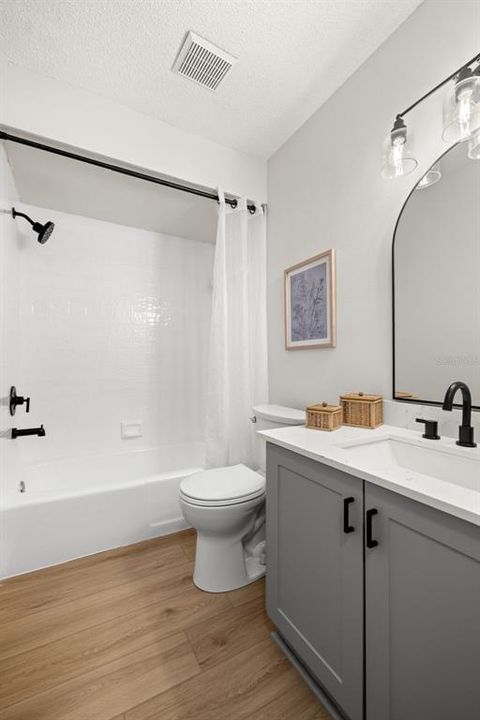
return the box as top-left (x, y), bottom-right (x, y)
top-left (442, 72), bottom-right (480, 143)
top-left (416, 162), bottom-right (442, 190)
top-left (381, 121), bottom-right (418, 179)
top-left (467, 130), bottom-right (480, 159)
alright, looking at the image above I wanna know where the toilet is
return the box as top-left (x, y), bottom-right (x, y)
top-left (179, 404), bottom-right (305, 592)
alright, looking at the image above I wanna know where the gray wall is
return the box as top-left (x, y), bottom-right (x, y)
top-left (267, 0), bottom-right (480, 410)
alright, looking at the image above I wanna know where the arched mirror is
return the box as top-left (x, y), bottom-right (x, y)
top-left (393, 141), bottom-right (480, 408)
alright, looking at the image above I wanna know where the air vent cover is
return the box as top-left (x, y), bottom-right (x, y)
top-left (173, 31), bottom-right (237, 91)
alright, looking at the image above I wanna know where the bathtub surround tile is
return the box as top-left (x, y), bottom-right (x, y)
top-left (13, 205), bottom-right (215, 467)
top-left (0, 532), bottom-right (326, 719)
top-left (0, 586), bottom-right (230, 708)
top-left (0, 632), bottom-right (201, 720)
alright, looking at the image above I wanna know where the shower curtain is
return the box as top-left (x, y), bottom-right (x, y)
top-left (205, 191), bottom-right (269, 469)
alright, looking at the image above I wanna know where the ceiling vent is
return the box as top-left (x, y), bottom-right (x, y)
top-left (172, 31), bottom-right (237, 91)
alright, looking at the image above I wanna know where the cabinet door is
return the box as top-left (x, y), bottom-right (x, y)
top-left (266, 444), bottom-right (363, 720)
top-left (365, 483), bottom-right (480, 720)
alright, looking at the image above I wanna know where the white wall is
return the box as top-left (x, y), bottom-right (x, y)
top-left (267, 0), bottom-right (480, 410)
top-left (1, 62), bottom-right (267, 203)
top-left (5, 197), bottom-right (214, 468)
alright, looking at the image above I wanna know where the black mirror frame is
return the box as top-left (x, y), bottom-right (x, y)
top-left (392, 142), bottom-right (480, 412)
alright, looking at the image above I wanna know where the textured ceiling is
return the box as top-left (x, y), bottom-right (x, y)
top-left (0, 0), bottom-right (422, 158)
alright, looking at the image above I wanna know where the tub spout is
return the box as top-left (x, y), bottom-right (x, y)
top-left (11, 425), bottom-right (46, 439)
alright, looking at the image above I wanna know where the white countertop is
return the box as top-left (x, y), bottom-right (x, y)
top-left (260, 424), bottom-right (480, 527)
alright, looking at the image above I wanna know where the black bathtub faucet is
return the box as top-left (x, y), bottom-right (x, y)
top-left (11, 425), bottom-right (46, 439)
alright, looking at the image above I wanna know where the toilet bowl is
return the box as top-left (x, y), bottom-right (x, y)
top-left (180, 404), bottom-right (306, 593)
top-left (180, 464), bottom-right (266, 592)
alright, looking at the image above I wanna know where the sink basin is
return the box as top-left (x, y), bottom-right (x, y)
top-left (337, 435), bottom-right (480, 492)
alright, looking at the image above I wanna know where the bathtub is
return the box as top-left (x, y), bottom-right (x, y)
top-left (0, 444), bottom-right (203, 579)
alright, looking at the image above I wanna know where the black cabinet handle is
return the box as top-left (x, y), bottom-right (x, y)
top-left (366, 508), bottom-right (379, 548)
top-left (343, 497), bottom-right (355, 534)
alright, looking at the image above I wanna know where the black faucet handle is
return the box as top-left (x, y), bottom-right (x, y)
top-left (415, 418), bottom-right (440, 440)
top-left (9, 386), bottom-right (31, 416)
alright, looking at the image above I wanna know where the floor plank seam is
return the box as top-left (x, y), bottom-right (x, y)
top-left (0, 568), bottom-right (198, 664)
top-left (0, 630), bottom-right (197, 714)
top-left (0, 617), bottom-right (207, 712)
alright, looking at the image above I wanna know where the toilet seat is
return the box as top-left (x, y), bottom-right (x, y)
top-left (180, 488), bottom-right (265, 507)
top-left (180, 464), bottom-right (265, 507)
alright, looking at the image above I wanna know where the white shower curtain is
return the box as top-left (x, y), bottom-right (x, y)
top-left (205, 192), bottom-right (269, 469)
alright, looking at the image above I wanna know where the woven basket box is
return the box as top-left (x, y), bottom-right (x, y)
top-left (340, 393), bottom-right (383, 429)
top-left (306, 403), bottom-right (343, 431)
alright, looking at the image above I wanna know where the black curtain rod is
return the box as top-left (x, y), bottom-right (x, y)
top-left (0, 131), bottom-right (257, 214)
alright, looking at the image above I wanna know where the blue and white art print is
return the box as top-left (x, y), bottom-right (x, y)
top-left (285, 250), bottom-right (336, 349)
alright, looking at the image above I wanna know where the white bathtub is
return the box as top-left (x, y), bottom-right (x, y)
top-left (0, 444), bottom-right (203, 579)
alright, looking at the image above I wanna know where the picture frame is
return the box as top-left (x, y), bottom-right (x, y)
top-left (284, 249), bottom-right (336, 350)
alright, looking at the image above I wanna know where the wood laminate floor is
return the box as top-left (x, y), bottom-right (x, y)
top-left (0, 530), bottom-right (330, 720)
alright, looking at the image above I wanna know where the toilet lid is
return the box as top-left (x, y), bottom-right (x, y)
top-left (180, 464), bottom-right (265, 503)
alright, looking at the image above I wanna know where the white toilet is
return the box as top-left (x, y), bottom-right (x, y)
top-left (179, 404), bottom-right (305, 592)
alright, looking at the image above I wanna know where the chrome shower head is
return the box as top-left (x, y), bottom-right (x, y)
top-left (12, 208), bottom-right (55, 244)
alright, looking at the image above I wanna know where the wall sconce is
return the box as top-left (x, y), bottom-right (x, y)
top-left (381, 53), bottom-right (480, 179)
top-left (442, 65), bottom-right (480, 143)
top-left (381, 117), bottom-right (418, 179)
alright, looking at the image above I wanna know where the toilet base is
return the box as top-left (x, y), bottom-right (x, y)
top-left (192, 532), bottom-right (265, 593)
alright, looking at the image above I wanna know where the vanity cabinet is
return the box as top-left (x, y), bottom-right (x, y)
top-left (365, 482), bottom-right (480, 720)
top-left (266, 444), bottom-right (364, 720)
top-left (266, 443), bottom-right (480, 720)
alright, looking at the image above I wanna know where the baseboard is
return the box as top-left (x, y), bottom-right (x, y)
top-left (271, 631), bottom-right (350, 720)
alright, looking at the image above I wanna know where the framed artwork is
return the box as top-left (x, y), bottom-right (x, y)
top-left (284, 249), bottom-right (336, 349)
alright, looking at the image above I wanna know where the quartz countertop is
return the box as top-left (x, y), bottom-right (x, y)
top-left (259, 424), bottom-right (480, 526)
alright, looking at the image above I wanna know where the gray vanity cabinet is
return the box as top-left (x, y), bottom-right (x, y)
top-left (365, 482), bottom-right (480, 720)
top-left (266, 442), bottom-right (480, 720)
top-left (266, 444), bottom-right (363, 720)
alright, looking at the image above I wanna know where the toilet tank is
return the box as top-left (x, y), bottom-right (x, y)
top-left (252, 404), bottom-right (305, 473)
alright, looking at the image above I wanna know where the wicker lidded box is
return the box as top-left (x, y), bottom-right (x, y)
top-left (306, 402), bottom-right (343, 431)
top-left (340, 392), bottom-right (383, 429)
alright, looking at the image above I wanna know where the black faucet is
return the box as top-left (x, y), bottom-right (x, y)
top-left (442, 381), bottom-right (476, 448)
top-left (11, 425), bottom-right (46, 439)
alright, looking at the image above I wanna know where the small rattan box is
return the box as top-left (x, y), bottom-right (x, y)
top-left (340, 392), bottom-right (383, 429)
top-left (306, 402), bottom-right (343, 431)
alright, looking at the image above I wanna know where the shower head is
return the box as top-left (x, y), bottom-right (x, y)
top-left (12, 208), bottom-right (55, 244)
top-left (34, 220), bottom-right (55, 244)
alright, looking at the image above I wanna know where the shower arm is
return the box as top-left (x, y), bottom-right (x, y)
top-left (12, 208), bottom-right (35, 227)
